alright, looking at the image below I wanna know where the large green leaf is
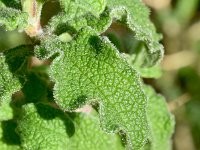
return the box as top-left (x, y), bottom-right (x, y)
top-left (17, 103), bottom-right (124, 150)
top-left (36, 27), bottom-right (148, 149)
top-left (47, 0), bottom-right (163, 67)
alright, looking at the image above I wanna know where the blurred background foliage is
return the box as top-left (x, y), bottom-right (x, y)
top-left (143, 0), bottom-right (200, 150)
top-left (0, 0), bottom-right (200, 150)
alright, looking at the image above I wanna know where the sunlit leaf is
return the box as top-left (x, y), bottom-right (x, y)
top-left (17, 103), bottom-right (124, 150)
top-left (36, 27), bottom-right (148, 149)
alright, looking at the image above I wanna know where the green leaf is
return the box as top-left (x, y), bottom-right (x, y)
top-left (144, 85), bottom-right (174, 150)
top-left (0, 1), bottom-right (5, 7)
top-left (0, 102), bottom-right (13, 121)
top-left (0, 7), bottom-right (28, 31)
top-left (35, 34), bottom-right (62, 59)
top-left (0, 121), bottom-right (21, 150)
top-left (22, 71), bottom-right (48, 103)
top-left (0, 0), bottom-right (21, 9)
top-left (106, 0), bottom-right (164, 66)
top-left (47, 0), bottom-right (107, 34)
top-left (124, 53), bottom-right (162, 78)
top-left (103, 25), bottom-right (162, 78)
top-left (0, 55), bottom-right (21, 121)
top-left (48, 0), bottom-right (163, 66)
top-left (17, 103), bottom-right (124, 150)
top-left (3, 45), bottom-right (33, 75)
top-left (59, 0), bottom-right (106, 18)
top-left (17, 103), bottom-right (72, 150)
top-left (36, 28), bottom-right (148, 149)
top-left (68, 110), bottom-right (124, 150)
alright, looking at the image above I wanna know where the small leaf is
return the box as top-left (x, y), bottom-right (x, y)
top-left (0, 55), bottom-right (21, 121)
top-left (17, 103), bottom-right (124, 150)
top-left (144, 85), bottom-right (175, 150)
top-left (0, 7), bottom-right (28, 31)
top-left (36, 28), bottom-right (148, 149)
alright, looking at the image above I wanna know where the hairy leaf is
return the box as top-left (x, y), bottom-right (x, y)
top-left (68, 111), bottom-right (124, 150)
top-left (0, 102), bottom-right (13, 121)
top-left (103, 25), bottom-right (162, 78)
top-left (59, 0), bottom-right (106, 17)
top-left (106, 0), bottom-right (163, 66)
top-left (144, 85), bottom-right (174, 150)
top-left (0, 7), bottom-right (28, 31)
top-left (36, 28), bottom-right (148, 149)
top-left (47, 0), bottom-right (163, 67)
top-left (17, 103), bottom-right (124, 150)
top-left (17, 103), bottom-right (72, 150)
top-left (47, 0), bottom-right (106, 34)
top-left (125, 53), bottom-right (162, 78)
top-left (0, 55), bottom-right (21, 120)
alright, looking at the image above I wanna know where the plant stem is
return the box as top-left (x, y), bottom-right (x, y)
top-left (21, 0), bottom-right (43, 37)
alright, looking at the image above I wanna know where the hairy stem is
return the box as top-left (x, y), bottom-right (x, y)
top-left (21, 0), bottom-right (43, 37)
